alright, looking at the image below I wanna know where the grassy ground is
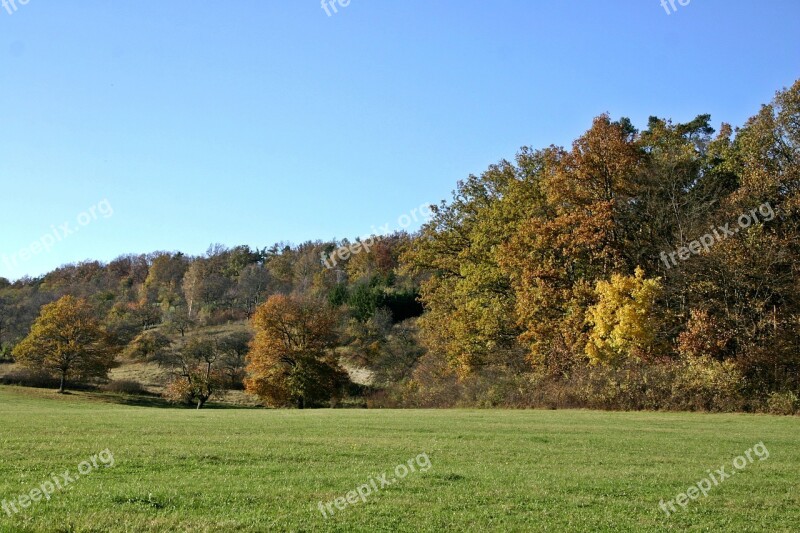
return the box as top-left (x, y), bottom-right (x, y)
top-left (0, 386), bottom-right (797, 532)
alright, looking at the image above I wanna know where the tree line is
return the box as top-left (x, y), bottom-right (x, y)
top-left (2, 80), bottom-right (799, 413)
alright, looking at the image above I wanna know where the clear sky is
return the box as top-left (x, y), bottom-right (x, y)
top-left (1, 0), bottom-right (798, 280)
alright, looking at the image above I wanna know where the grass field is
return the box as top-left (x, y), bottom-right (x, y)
top-left (0, 386), bottom-right (798, 532)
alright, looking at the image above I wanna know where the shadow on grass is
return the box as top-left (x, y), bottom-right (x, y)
top-left (0, 383), bottom-right (263, 410)
top-left (94, 391), bottom-right (264, 410)
top-left (97, 392), bottom-right (176, 408)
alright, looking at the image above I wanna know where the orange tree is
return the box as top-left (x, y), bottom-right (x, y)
top-left (245, 294), bottom-right (349, 408)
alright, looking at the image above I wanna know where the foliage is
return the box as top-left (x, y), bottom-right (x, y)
top-left (671, 356), bottom-right (745, 412)
top-left (586, 268), bottom-right (663, 365)
top-left (3, 79), bottom-right (800, 410)
top-left (245, 295), bottom-right (349, 408)
top-left (124, 330), bottom-right (172, 361)
top-left (11, 296), bottom-right (119, 393)
top-left (766, 391), bottom-right (799, 416)
top-left (161, 338), bottom-right (229, 409)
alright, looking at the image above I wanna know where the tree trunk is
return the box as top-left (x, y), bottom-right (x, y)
top-left (58, 373), bottom-right (66, 394)
top-left (297, 396), bottom-right (305, 409)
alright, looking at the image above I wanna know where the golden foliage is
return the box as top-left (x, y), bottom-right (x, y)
top-left (586, 268), bottom-right (663, 365)
top-left (12, 295), bottom-right (118, 392)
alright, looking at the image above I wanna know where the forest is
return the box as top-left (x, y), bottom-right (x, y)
top-left (2, 79), bottom-right (799, 414)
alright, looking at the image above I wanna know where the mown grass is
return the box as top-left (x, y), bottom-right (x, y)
top-left (0, 386), bottom-right (798, 532)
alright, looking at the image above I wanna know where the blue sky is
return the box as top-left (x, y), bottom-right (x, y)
top-left (1, 0), bottom-right (798, 280)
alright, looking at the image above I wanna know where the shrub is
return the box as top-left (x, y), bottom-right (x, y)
top-left (574, 361), bottom-right (676, 411)
top-left (100, 379), bottom-right (148, 395)
top-left (766, 391), bottom-right (799, 416)
top-left (671, 357), bottom-right (744, 412)
top-left (369, 352), bottom-right (748, 412)
top-left (0, 369), bottom-right (65, 389)
top-left (586, 268), bottom-right (664, 365)
top-left (0, 344), bottom-right (14, 363)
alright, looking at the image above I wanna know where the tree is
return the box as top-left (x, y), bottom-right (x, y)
top-left (142, 252), bottom-right (189, 308)
top-left (245, 295), bottom-right (349, 408)
top-left (104, 301), bottom-right (162, 345)
top-left (162, 338), bottom-right (227, 409)
top-left (12, 296), bottom-right (118, 393)
top-left (403, 158), bottom-right (533, 376)
top-left (217, 331), bottom-right (253, 388)
top-left (182, 261), bottom-right (205, 317)
top-left (499, 117), bottom-right (644, 375)
top-left (585, 268), bottom-right (664, 365)
top-left (0, 294), bottom-right (12, 353)
top-left (123, 330), bottom-right (172, 361)
top-left (237, 264), bottom-right (271, 318)
top-left (182, 257), bottom-right (233, 318)
top-left (163, 307), bottom-right (194, 337)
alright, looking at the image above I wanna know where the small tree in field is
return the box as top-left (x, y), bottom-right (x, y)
top-left (245, 295), bottom-right (349, 408)
top-left (161, 338), bottom-right (228, 409)
top-left (12, 295), bottom-right (118, 393)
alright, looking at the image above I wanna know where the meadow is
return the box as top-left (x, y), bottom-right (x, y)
top-left (0, 386), bottom-right (798, 532)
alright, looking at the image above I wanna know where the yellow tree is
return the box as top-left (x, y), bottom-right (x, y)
top-left (585, 268), bottom-right (663, 365)
top-left (12, 295), bottom-right (118, 393)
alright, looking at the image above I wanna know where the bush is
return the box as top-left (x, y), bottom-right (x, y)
top-left (0, 344), bottom-right (14, 363)
top-left (766, 391), bottom-right (799, 415)
top-left (100, 379), bottom-right (148, 395)
top-left (369, 355), bottom-right (746, 412)
top-left (0, 369), bottom-right (64, 389)
top-left (671, 357), bottom-right (745, 412)
top-left (576, 362), bottom-right (677, 411)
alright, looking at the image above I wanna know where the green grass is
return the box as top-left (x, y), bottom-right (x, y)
top-left (0, 386), bottom-right (798, 532)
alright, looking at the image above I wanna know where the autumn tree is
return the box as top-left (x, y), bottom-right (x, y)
top-left (585, 268), bottom-right (663, 365)
top-left (237, 263), bottom-right (271, 318)
top-left (163, 307), bottom-right (194, 337)
top-left (123, 330), bottom-right (172, 361)
top-left (182, 250), bottom-right (234, 318)
top-left (12, 296), bottom-right (119, 393)
top-left (403, 157), bottom-right (539, 376)
top-left (686, 80), bottom-right (800, 393)
top-left (0, 294), bottom-right (13, 355)
top-left (217, 331), bottom-right (253, 388)
top-left (104, 301), bottom-right (162, 345)
top-left (161, 338), bottom-right (228, 409)
top-left (245, 295), bottom-right (349, 408)
top-left (142, 252), bottom-right (189, 308)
